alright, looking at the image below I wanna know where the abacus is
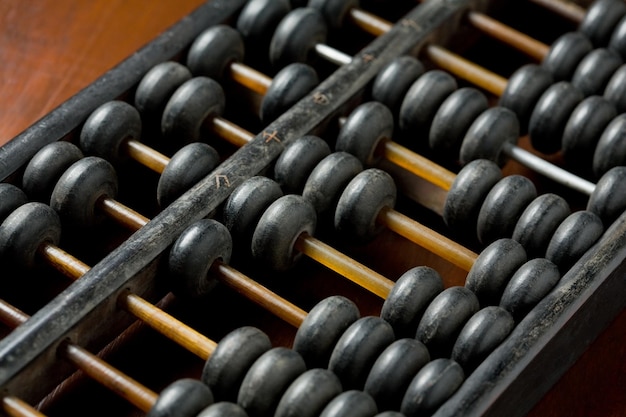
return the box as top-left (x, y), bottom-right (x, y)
top-left (1, 0), bottom-right (625, 416)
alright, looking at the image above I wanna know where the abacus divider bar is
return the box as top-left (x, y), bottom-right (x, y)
top-left (211, 261), bottom-right (307, 328)
top-left (60, 342), bottom-right (157, 412)
top-left (0, 0), bottom-right (249, 182)
top-left (502, 142), bottom-right (596, 196)
top-left (527, 0), bottom-right (585, 23)
top-left (124, 139), bottom-right (169, 174)
top-left (382, 140), bottom-right (455, 191)
top-left (378, 206), bottom-right (477, 272)
top-left (118, 292), bottom-right (216, 360)
top-left (229, 62), bottom-right (272, 96)
top-left (0, 300), bottom-right (157, 413)
top-left (294, 232), bottom-right (394, 299)
top-left (2, 397), bottom-right (47, 417)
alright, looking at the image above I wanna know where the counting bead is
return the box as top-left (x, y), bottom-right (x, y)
top-left (161, 77), bottom-right (225, 143)
top-left (50, 157), bottom-right (118, 227)
top-left (319, 390), bottom-right (378, 417)
top-left (375, 413), bottom-right (404, 417)
top-left (498, 64), bottom-right (553, 133)
top-left (399, 70), bottom-right (457, 140)
top-left (579, 0), bottom-right (626, 46)
top-left (477, 175), bottom-right (537, 245)
top-left (168, 219), bottom-right (232, 298)
top-left (529, 81), bottom-right (584, 154)
top-left (592, 114), bottom-right (626, 178)
top-left (222, 176), bottom-right (284, 244)
top-left (363, 338), bottom-right (430, 412)
top-left (270, 7), bottom-right (328, 68)
top-left (609, 16), bottom-right (626, 59)
top-left (562, 95), bottom-right (617, 173)
top-left (134, 61), bottom-right (192, 125)
top-left (156, 142), bottom-right (220, 208)
top-left (335, 102), bottom-right (394, 166)
top-left (429, 87), bottom-right (489, 156)
top-left (465, 239), bottom-right (527, 306)
top-left (237, 347), bottom-right (307, 417)
top-left (587, 167), bottom-right (626, 226)
top-left (571, 48), bottom-right (622, 97)
top-left (187, 25), bottom-right (244, 80)
top-left (293, 295), bottom-right (360, 369)
top-left (309, 0), bottom-right (359, 29)
top-left (500, 258), bottom-right (561, 320)
top-left (542, 32), bottom-right (593, 81)
top-left (372, 56), bottom-right (425, 117)
top-left (460, 107), bottom-right (519, 167)
top-left (416, 287), bottom-right (480, 357)
top-left (260, 63), bottom-right (319, 122)
top-left (400, 359), bottom-right (464, 417)
top-left (603, 64), bottom-right (626, 112)
top-left (197, 402), bottom-right (249, 417)
top-left (274, 135), bottom-right (331, 194)
top-left (236, 0), bottom-right (291, 52)
top-left (380, 266), bottom-right (444, 338)
top-left (0, 184), bottom-right (27, 224)
top-left (251, 194), bottom-right (317, 271)
top-left (443, 159), bottom-right (502, 239)
top-left (302, 152), bottom-right (363, 217)
top-left (512, 194), bottom-right (571, 258)
top-left (451, 306), bottom-right (514, 372)
top-left (0, 203), bottom-right (61, 269)
top-left (334, 169), bottom-right (396, 242)
top-left (546, 210), bottom-right (604, 272)
top-left (146, 378), bottom-right (213, 417)
top-left (328, 316), bottom-right (395, 390)
top-left (22, 141), bottom-right (84, 202)
top-left (202, 326), bottom-right (272, 402)
top-left (80, 100), bottom-right (141, 164)
top-left (274, 369), bottom-right (343, 417)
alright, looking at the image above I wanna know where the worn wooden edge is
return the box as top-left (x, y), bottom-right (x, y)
top-left (0, 0), bottom-right (249, 183)
top-left (434, 212), bottom-right (626, 417)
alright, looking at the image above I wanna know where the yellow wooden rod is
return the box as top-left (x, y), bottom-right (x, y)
top-left (123, 139), bottom-right (169, 174)
top-left (2, 397), bottom-right (48, 417)
top-left (229, 62), bottom-right (272, 96)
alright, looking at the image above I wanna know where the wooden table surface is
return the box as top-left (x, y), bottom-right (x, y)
top-left (0, 1), bottom-right (624, 416)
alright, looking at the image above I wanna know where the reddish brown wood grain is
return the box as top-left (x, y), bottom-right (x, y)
top-left (0, 1), bottom-right (624, 416)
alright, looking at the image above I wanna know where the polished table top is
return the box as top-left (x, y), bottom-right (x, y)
top-left (0, 1), bottom-right (624, 416)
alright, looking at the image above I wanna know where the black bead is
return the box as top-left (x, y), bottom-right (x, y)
top-left (603, 64), bottom-right (626, 113)
top-left (274, 369), bottom-right (343, 417)
top-left (579, 0), bottom-right (626, 46)
top-left (587, 166), bottom-right (626, 227)
top-left (270, 8), bottom-right (328, 68)
top-left (261, 63), bottom-right (319, 122)
top-left (197, 402), bottom-right (249, 417)
top-left (460, 107), bottom-right (520, 167)
top-left (546, 210), bottom-right (604, 272)
top-left (592, 113), bottom-right (626, 178)
top-left (542, 32), bottom-right (593, 81)
top-left (274, 135), bottom-right (330, 194)
top-left (609, 15), bottom-right (626, 59)
top-left (319, 390), bottom-right (378, 417)
top-left (187, 25), bottom-right (245, 80)
top-left (571, 48), bottom-right (622, 97)
top-left (309, 0), bottom-right (360, 29)
top-left (147, 378), bottom-right (213, 417)
top-left (372, 56), bottom-right (425, 118)
top-left (236, 0), bottom-right (291, 59)
top-left (0, 184), bottom-right (27, 225)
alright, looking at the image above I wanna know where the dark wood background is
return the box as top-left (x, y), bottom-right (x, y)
top-left (0, 1), bottom-right (624, 416)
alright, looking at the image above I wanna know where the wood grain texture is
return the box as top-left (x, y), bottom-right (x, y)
top-left (0, 1), bottom-right (624, 416)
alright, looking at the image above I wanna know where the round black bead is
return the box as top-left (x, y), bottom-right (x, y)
top-left (587, 166), bottom-right (626, 226)
top-left (451, 306), bottom-right (515, 372)
top-left (571, 48), bottom-right (622, 97)
top-left (328, 316), bottom-right (395, 390)
top-left (319, 391), bottom-right (378, 417)
top-left (579, 0), bottom-right (626, 46)
top-left (274, 135), bottom-right (330, 194)
top-left (261, 63), bottom-right (319, 122)
top-left (147, 378), bottom-right (213, 417)
top-left (293, 295), bottom-right (360, 369)
top-left (270, 8), bottom-right (328, 68)
top-left (380, 266), bottom-right (444, 338)
top-left (429, 87), bottom-right (489, 157)
top-left (202, 326), bottom-right (272, 402)
top-left (562, 95), bottom-right (617, 174)
top-left (237, 348), bottom-right (307, 417)
top-left (372, 56), bottom-right (425, 117)
top-left (0, 184), bottom-right (27, 224)
top-left (274, 369), bottom-right (343, 417)
top-left (168, 219), bottom-right (232, 298)
top-left (609, 15), bottom-right (626, 59)
top-left (546, 210), bottom-right (604, 272)
top-left (309, 0), bottom-right (359, 29)
top-left (197, 402), bottom-right (249, 417)
top-left (499, 258), bottom-right (561, 320)
top-left (187, 25), bottom-right (245, 80)
top-left (477, 175), bottom-right (537, 245)
top-left (399, 70), bottom-right (457, 141)
top-left (603, 64), bottom-right (626, 113)
top-left (542, 32), bottom-right (593, 81)
top-left (512, 193), bottom-right (571, 258)
top-left (529, 81), bottom-right (584, 154)
top-left (400, 359), bottom-right (464, 417)
top-left (592, 113), bottom-right (626, 178)
top-left (364, 338), bottom-right (430, 412)
top-left (460, 107), bottom-right (520, 167)
top-left (236, 0), bottom-right (291, 58)
top-left (465, 238), bottom-right (527, 306)
top-left (416, 287), bottom-right (480, 357)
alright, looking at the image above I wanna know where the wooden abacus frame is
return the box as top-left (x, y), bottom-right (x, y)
top-left (1, 0), bottom-right (624, 416)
